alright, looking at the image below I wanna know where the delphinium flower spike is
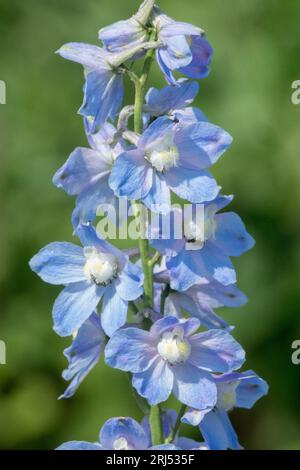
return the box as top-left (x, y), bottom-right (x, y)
top-left (30, 0), bottom-right (268, 451)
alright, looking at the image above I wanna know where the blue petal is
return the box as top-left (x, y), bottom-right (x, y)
top-left (99, 19), bottom-right (146, 52)
top-left (56, 441), bottom-right (102, 450)
top-left (173, 362), bottom-right (217, 409)
top-left (196, 281), bottom-right (248, 309)
top-left (53, 281), bottom-right (103, 337)
top-left (158, 35), bottom-right (192, 70)
top-left (109, 149), bottom-right (153, 200)
top-left (100, 417), bottom-right (150, 450)
top-left (215, 212), bottom-right (255, 257)
top-left (235, 371), bottom-right (269, 409)
top-left (71, 177), bottom-right (117, 229)
top-left (105, 327), bottom-right (156, 373)
top-left (143, 173), bottom-right (171, 214)
top-left (57, 43), bottom-right (109, 71)
top-left (29, 242), bottom-right (85, 285)
top-left (132, 357), bottom-right (174, 405)
top-left (150, 315), bottom-right (180, 337)
top-left (189, 330), bottom-right (245, 373)
top-left (182, 407), bottom-right (211, 427)
top-left (174, 437), bottom-right (204, 450)
top-left (175, 122), bottom-right (233, 170)
top-left (179, 36), bottom-right (213, 79)
top-left (101, 285), bottom-right (128, 337)
top-left (60, 313), bottom-right (105, 399)
top-left (199, 409), bottom-right (242, 450)
top-left (166, 167), bottom-right (220, 204)
top-left (151, 444), bottom-right (181, 450)
top-left (195, 243), bottom-right (237, 286)
top-left (53, 147), bottom-right (110, 196)
top-left (80, 71), bottom-right (124, 133)
top-left (156, 49), bottom-right (177, 85)
top-left (167, 252), bottom-right (208, 292)
top-left (115, 261), bottom-right (143, 301)
top-left (145, 79), bottom-right (199, 117)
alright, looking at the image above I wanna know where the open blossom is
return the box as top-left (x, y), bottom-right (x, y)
top-left (149, 195), bottom-right (255, 291)
top-left (53, 118), bottom-right (127, 229)
top-left (105, 316), bottom-right (245, 409)
top-left (154, 263), bottom-right (248, 330)
top-left (110, 116), bottom-right (232, 213)
top-left (182, 371), bottom-right (268, 450)
top-left (29, 223), bottom-right (143, 337)
top-left (56, 415), bottom-right (191, 451)
top-left (60, 313), bottom-right (105, 399)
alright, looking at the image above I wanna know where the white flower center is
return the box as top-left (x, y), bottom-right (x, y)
top-left (217, 381), bottom-right (239, 412)
top-left (83, 246), bottom-right (118, 286)
top-left (184, 205), bottom-right (218, 250)
top-left (113, 437), bottom-right (129, 450)
top-left (157, 327), bottom-right (191, 365)
top-left (146, 133), bottom-right (179, 173)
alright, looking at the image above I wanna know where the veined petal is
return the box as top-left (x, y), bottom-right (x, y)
top-left (100, 417), bottom-right (149, 450)
top-left (143, 173), bottom-right (171, 214)
top-left (60, 313), bottom-right (105, 399)
top-left (101, 285), bottom-right (128, 337)
top-left (105, 327), bottom-right (156, 373)
top-left (179, 36), bottom-right (213, 79)
top-left (56, 43), bottom-right (110, 71)
top-left (53, 147), bottom-right (111, 196)
top-left (109, 149), bottom-right (153, 200)
top-left (199, 409), bottom-right (242, 450)
top-left (166, 167), bottom-right (220, 203)
top-left (173, 363), bottom-right (217, 409)
top-left (56, 441), bottom-right (102, 450)
top-left (53, 281), bottom-right (103, 337)
top-left (145, 80), bottom-right (199, 117)
top-left (29, 242), bottom-right (85, 285)
top-left (115, 262), bottom-right (144, 301)
top-left (189, 330), bottom-right (245, 373)
top-left (215, 212), bottom-right (255, 257)
top-left (132, 357), bottom-right (174, 405)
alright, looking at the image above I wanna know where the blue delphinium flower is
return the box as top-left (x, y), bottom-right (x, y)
top-left (60, 313), bottom-right (106, 399)
top-left (57, 42), bottom-right (152, 133)
top-left (149, 195), bottom-right (255, 291)
top-left (99, 2), bottom-right (213, 86)
top-left (29, 223), bottom-right (143, 337)
top-left (57, 417), bottom-right (150, 450)
top-left (110, 116), bottom-right (232, 213)
top-left (152, 6), bottom-right (213, 85)
top-left (105, 316), bottom-right (245, 409)
top-left (53, 118), bottom-right (127, 229)
top-left (182, 371), bottom-right (268, 450)
top-left (154, 263), bottom-right (248, 330)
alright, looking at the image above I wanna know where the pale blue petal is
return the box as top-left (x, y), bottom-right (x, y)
top-left (53, 281), bottom-right (103, 337)
top-left (215, 212), bottom-right (255, 257)
top-left (173, 363), bottom-right (217, 409)
top-left (100, 417), bottom-right (149, 450)
top-left (109, 149), bottom-right (153, 200)
top-left (189, 330), bottom-right (245, 373)
top-left (166, 167), bottom-right (220, 203)
top-left (29, 242), bottom-right (85, 285)
top-left (115, 262), bottom-right (144, 301)
top-left (101, 285), bottom-right (128, 337)
top-left (132, 357), bottom-right (174, 405)
top-left (56, 441), bottom-right (102, 450)
top-left (105, 327), bottom-right (156, 373)
top-left (199, 409), bottom-right (242, 450)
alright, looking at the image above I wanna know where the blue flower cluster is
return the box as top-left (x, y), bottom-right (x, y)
top-left (29, 0), bottom-right (268, 451)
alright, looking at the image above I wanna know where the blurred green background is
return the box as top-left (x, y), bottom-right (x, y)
top-left (0, 0), bottom-right (300, 450)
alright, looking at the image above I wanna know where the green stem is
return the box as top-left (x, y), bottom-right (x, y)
top-left (160, 284), bottom-right (171, 316)
top-left (165, 404), bottom-right (187, 444)
top-left (131, 35), bottom-right (163, 446)
top-left (149, 404), bottom-right (164, 446)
